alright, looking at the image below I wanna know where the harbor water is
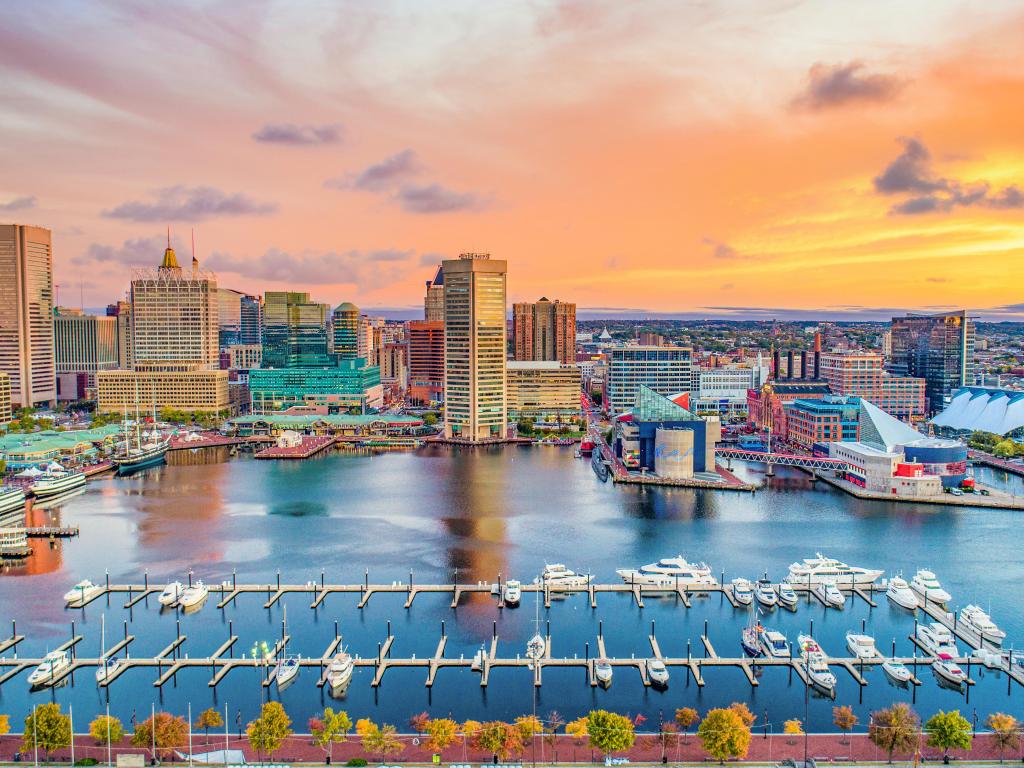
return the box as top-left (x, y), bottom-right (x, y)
top-left (1, 445), bottom-right (1022, 732)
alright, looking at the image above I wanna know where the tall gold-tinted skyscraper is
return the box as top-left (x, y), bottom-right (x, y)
top-left (443, 253), bottom-right (507, 441)
top-left (0, 224), bottom-right (55, 407)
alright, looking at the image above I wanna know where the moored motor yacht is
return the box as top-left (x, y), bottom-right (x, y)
top-left (502, 580), bottom-right (522, 607)
top-left (28, 650), bottom-right (70, 687)
top-left (275, 656), bottom-right (300, 689)
top-left (30, 466), bottom-right (87, 498)
top-left (95, 657), bottom-right (123, 685)
top-left (158, 581), bottom-right (185, 607)
top-left (932, 655), bottom-right (967, 687)
top-left (916, 623), bottom-right (958, 657)
top-left (616, 556), bottom-right (718, 588)
top-left (536, 564), bottom-right (591, 589)
top-left (886, 576), bottom-right (919, 610)
top-left (960, 605), bottom-right (1006, 646)
top-left (594, 658), bottom-right (613, 687)
top-left (731, 578), bottom-right (754, 606)
top-left (785, 553), bottom-right (883, 586)
top-left (910, 570), bottom-right (951, 604)
top-left (882, 660), bottom-right (913, 684)
top-left (813, 581), bottom-right (846, 609)
top-left (648, 659), bottom-right (669, 687)
top-left (797, 634), bottom-right (836, 694)
top-left (777, 583), bottom-right (799, 609)
top-left (845, 632), bottom-right (877, 660)
top-left (754, 579), bottom-right (778, 607)
top-left (760, 629), bottom-right (790, 659)
top-left (64, 579), bottom-right (103, 606)
top-left (0, 486), bottom-right (26, 516)
top-left (327, 649), bottom-right (354, 694)
top-left (178, 581), bottom-right (209, 610)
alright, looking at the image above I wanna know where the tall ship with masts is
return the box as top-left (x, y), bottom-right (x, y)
top-left (114, 395), bottom-right (170, 475)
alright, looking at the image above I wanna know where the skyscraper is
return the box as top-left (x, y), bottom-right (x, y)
top-left (54, 310), bottom-right (119, 396)
top-left (407, 320), bottom-right (444, 405)
top-left (888, 311), bottom-right (975, 413)
top-left (217, 288), bottom-right (245, 349)
top-left (0, 224), bottom-right (55, 407)
top-left (105, 300), bottom-right (132, 369)
top-left (424, 266), bottom-right (444, 322)
top-left (605, 346), bottom-right (692, 415)
top-left (443, 253), bottom-right (507, 441)
top-left (332, 302), bottom-right (360, 360)
top-left (261, 291), bottom-right (331, 368)
top-left (239, 294), bottom-right (262, 346)
top-left (512, 297), bottom-right (576, 364)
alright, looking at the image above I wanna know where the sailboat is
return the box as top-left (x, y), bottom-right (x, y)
top-left (114, 393), bottom-right (170, 475)
top-left (526, 575), bottom-right (546, 662)
top-left (274, 606), bottom-right (300, 690)
top-left (741, 601), bottom-right (765, 658)
top-left (95, 614), bottom-right (124, 685)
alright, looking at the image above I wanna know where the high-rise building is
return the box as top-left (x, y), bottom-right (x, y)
top-left (380, 342), bottom-right (408, 389)
top-left (817, 351), bottom-right (926, 418)
top-left (443, 253), bottom-right (507, 441)
top-left (407, 320), bottom-right (445, 406)
top-left (239, 294), bottom-right (262, 346)
top-left (888, 311), bottom-right (975, 413)
top-left (248, 359), bottom-right (382, 414)
top-left (105, 301), bottom-right (132, 368)
top-left (605, 346), bottom-right (692, 415)
top-left (262, 291), bottom-right (331, 368)
top-left (424, 266), bottom-right (444, 322)
top-left (512, 298), bottom-right (576, 364)
top-left (506, 361), bottom-right (581, 421)
top-left (332, 302), bottom-right (360, 360)
top-left (54, 310), bottom-right (119, 398)
top-left (0, 372), bottom-right (11, 425)
top-left (0, 224), bottom-right (55, 407)
top-left (217, 288), bottom-right (245, 349)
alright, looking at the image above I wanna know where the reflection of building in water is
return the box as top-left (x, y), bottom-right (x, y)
top-left (3, 500), bottom-right (66, 576)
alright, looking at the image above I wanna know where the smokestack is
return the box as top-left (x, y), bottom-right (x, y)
top-left (814, 351), bottom-right (820, 380)
top-left (801, 351), bottom-right (808, 380)
top-left (787, 350), bottom-right (794, 380)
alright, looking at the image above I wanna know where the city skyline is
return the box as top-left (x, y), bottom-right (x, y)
top-left (2, 2), bottom-right (1024, 320)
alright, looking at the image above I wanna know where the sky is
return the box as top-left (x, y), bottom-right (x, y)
top-left (2, 0), bottom-right (1024, 320)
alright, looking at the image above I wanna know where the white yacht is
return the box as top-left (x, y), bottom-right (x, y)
top-left (502, 580), bottom-right (522, 607)
top-left (30, 466), bottom-right (86, 498)
top-left (760, 630), bottom-right (790, 659)
top-left (648, 659), bottom-right (669, 687)
top-left (932, 656), bottom-right (967, 687)
top-left (886, 576), bottom-right (919, 610)
top-left (178, 581), bottom-right (209, 610)
top-left (327, 650), bottom-right (354, 694)
top-left (536, 564), bottom-right (591, 589)
top-left (916, 623), bottom-right (958, 657)
top-left (910, 570), bottom-right (951, 604)
top-left (813, 581), bottom-right (846, 609)
top-left (0, 486), bottom-right (26, 516)
top-left (275, 656), bottom-right (300, 690)
top-left (882, 660), bottom-right (913, 684)
top-left (594, 658), bottom-right (613, 687)
top-left (64, 579), bottom-right (103, 606)
top-left (731, 578), bottom-right (754, 606)
top-left (754, 579), bottom-right (778, 607)
top-left (28, 650), bottom-right (70, 687)
top-left (158, 581), bottom-right (185, 607)
top-left (95, 657), bottom-right (123, 685)
top-left (777, 583), bottom-right (799, 609)
top-left (960, 605), bottom-right (1006, 646)
top-left (526, 633), bottom-right (546, 661)
top-left (785, 553), bottom-right (883, 586)
top-left (797, 634), bottom-right (836, 693)
top-left (0, 528), bottom-right (30, 557)
top-left (616, 556), bottom-right (717, 588)
top-left (845, 632), bottom-right (877, 660)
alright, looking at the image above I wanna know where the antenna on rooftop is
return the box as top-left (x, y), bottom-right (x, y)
top-left (167, 226), bottom-right (171, 248)
top-left (191, 228), bottom-right (196, 259)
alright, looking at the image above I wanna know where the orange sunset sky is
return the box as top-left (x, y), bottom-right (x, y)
top-left (2, 1), bottom-right (1023, 319)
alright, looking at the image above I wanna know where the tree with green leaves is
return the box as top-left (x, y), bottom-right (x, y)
top-left (868, 703), bottom-right (920, 764)
top-left (586, 710), bottom-right (636, 758)
top-left (360, 722), bottom-right (405, 761)
top-left (833, 705), bottom-right (858, 745)
top-left (195, 708), bottom-right (223, 744)
top-left (23, 703), bottom-right (72, 759)
top-left (697, 708), bottom-right (751, 764)
top-left (246, 702), bottom-right (293, 762)
top-left (474, 721), bottom-right (523, 762)
top-left (131, 711), bottom-right (188, 759)
top-left (986, 713), bottom-right (1020, 763)
top-left (311, 707), bottom-right (352, 763)
top-left (89, 714), bottom-right (124, 746)
top-left (674, 707), bottom-right (699, 745)
top-left (925, 710), bottom-right (972, 758)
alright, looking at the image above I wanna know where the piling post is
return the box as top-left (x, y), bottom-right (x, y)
top-left (387, 620), bottom-right (391, 639)
top-left (861, 618), bottom-right (866, 633)
top-left (585, 642), bottom-right (589, 662)
top-left (232, 569), bottom-right (236, 590)
top-left (364, 569), bottom-right (368, 594)
top-left (598, 620), bottom-right (603, 638)
top-left (106, 570), bottom-right (110, 590)
top-left (189, 571), bottom-right (193, 588)
top-left (144, 570), bottom-right (149, 590)
top-left (441, 620), bottom-right (445, 637)
top-left (1008, 651), bottom-right (1014, 695)
top-left (651, 619), bottom-right (655, 637)
top-left (321, 570), bottom-right (325, 589)
top-left (492, 621), bottom-right (497, 639)
top-left (276, 570), bottom-right (281, 590)
top-left (810, 618), bottom-right (814, 637)
top-left (409, 570), bottom-right (414, 592)
top-left (229, 621), bottom-right (234, 657)
top-left (70, 620), bottom-right (76, 659)
top-left (687, 640), bottom-right (691, 661)
top-left (334, 620), bottom-right (338, 639)
top-left (123, 620), bottom-right (128, 642)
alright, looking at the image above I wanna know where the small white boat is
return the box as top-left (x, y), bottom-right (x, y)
top-left (760, 629), bottom-right (790, 659)
top-left (754, 579), bottom-right (778, 607)
top-left (845, 632), bottom-right (877, 660)
top-left (178, 581), bottom-right (209, 609)
top-left (882, 660), bottom-right (913, 683)
top-left (971, 647), bottom-right (1004, 669)
top-left (158, 581), bottom-right (185, 607)
top-left (64, 579), bottom-right (103, 606)
top-left (960, 605), bottom-right (1006, 646)
top-left (932, 655), bottom-right (967, 687)
top-left (275, 656), bottom-right (300, 689)
top-left (95, 657), bottom-right (123, 684)
top-left (813, 581), bottom-right (846, 609)
top-left (28, 650), bottom-right (70, 687)
top-left (648, 659), bottom-right (669, 687)
top-left (777, 583), bottom-right (799, 609)
top-left (526, 633), bottom-right (546, 661)
top-left (911, 570), bottom-right (951, 604)
top-left (916, 623), bottom-right (958, 657)
top-left (595, 658), bottom-right (613, 687)
top-left (886, 576), bottom-right (919, 610)
top-left (731, 578), bottom-right (754, 606)
top-left (327, 650), bottom-right (354, 694)
top-left (797, 634), bottom-right (836, 693)
top-left (536, 564), bottom-right (591, 589)
top-left (502, 580), bottom-right (522, 607)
